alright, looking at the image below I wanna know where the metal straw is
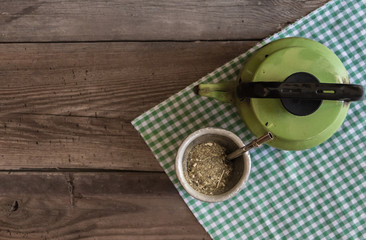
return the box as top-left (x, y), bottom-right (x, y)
top-left (227, 132), bottom-right (273, 161)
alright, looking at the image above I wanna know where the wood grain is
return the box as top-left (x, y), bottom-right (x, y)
top-left (0, 0), bottom-right (329, 42)
top-left (0, 1), bottom-right (328, 239)
top-left (0, 172), bottom-right (210, 240)
top-left (0, 41), bottom-right (256, 171)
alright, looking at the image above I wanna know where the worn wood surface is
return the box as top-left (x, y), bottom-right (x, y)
top-left (0, 0), bottom-right (328, 42)
top-left (0, 172), bottom-right (210, 240)
top-left (0, 41), bottom-right (256, 171)
top-left (0, 0), bottom-right (329, 239)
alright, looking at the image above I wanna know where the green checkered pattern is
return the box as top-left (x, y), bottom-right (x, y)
top-left (132, 0), bottom-right (366, 239)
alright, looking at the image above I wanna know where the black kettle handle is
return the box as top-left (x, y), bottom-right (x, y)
top-left (237, 82), bottom-right (364, 102)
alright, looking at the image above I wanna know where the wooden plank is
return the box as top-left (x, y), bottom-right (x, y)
top-left (0, 0), bottom-right (329, 42)
top-left (0, 171), bottom-right (211, 240)
top-left (0, 41), bottom-right (256, 170)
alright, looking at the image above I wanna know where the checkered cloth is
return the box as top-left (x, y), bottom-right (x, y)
top-left (132, 0), bottom-right (366, 239)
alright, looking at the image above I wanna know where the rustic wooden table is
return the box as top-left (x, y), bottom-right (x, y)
top-left (0, 1), bottom-right (328, 239)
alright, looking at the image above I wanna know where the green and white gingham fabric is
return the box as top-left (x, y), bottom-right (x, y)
top-left (132, 0), bottom-right (366, 239)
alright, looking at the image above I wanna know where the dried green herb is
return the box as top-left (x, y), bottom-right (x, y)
top-left (185, 142), bottom-right (233, 195)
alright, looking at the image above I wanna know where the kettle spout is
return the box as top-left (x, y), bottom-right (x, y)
top-left (194, 81), bottom-right (236, 103)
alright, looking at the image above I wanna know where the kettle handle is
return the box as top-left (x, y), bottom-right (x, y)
top-left (237, 82), bottom-right (364, 102)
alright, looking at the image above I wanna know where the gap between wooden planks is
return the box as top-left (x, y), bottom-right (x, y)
top-left (0, 41), bottom-right (256, 171)
top-left (0, 171), bottom-right (211, 240)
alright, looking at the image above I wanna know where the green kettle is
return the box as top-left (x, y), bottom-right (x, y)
top-left (196, 37), bottom-right (364, 150)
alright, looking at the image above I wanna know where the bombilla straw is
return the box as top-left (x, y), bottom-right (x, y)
top-left (227, 132), bottom-right (273, 161)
